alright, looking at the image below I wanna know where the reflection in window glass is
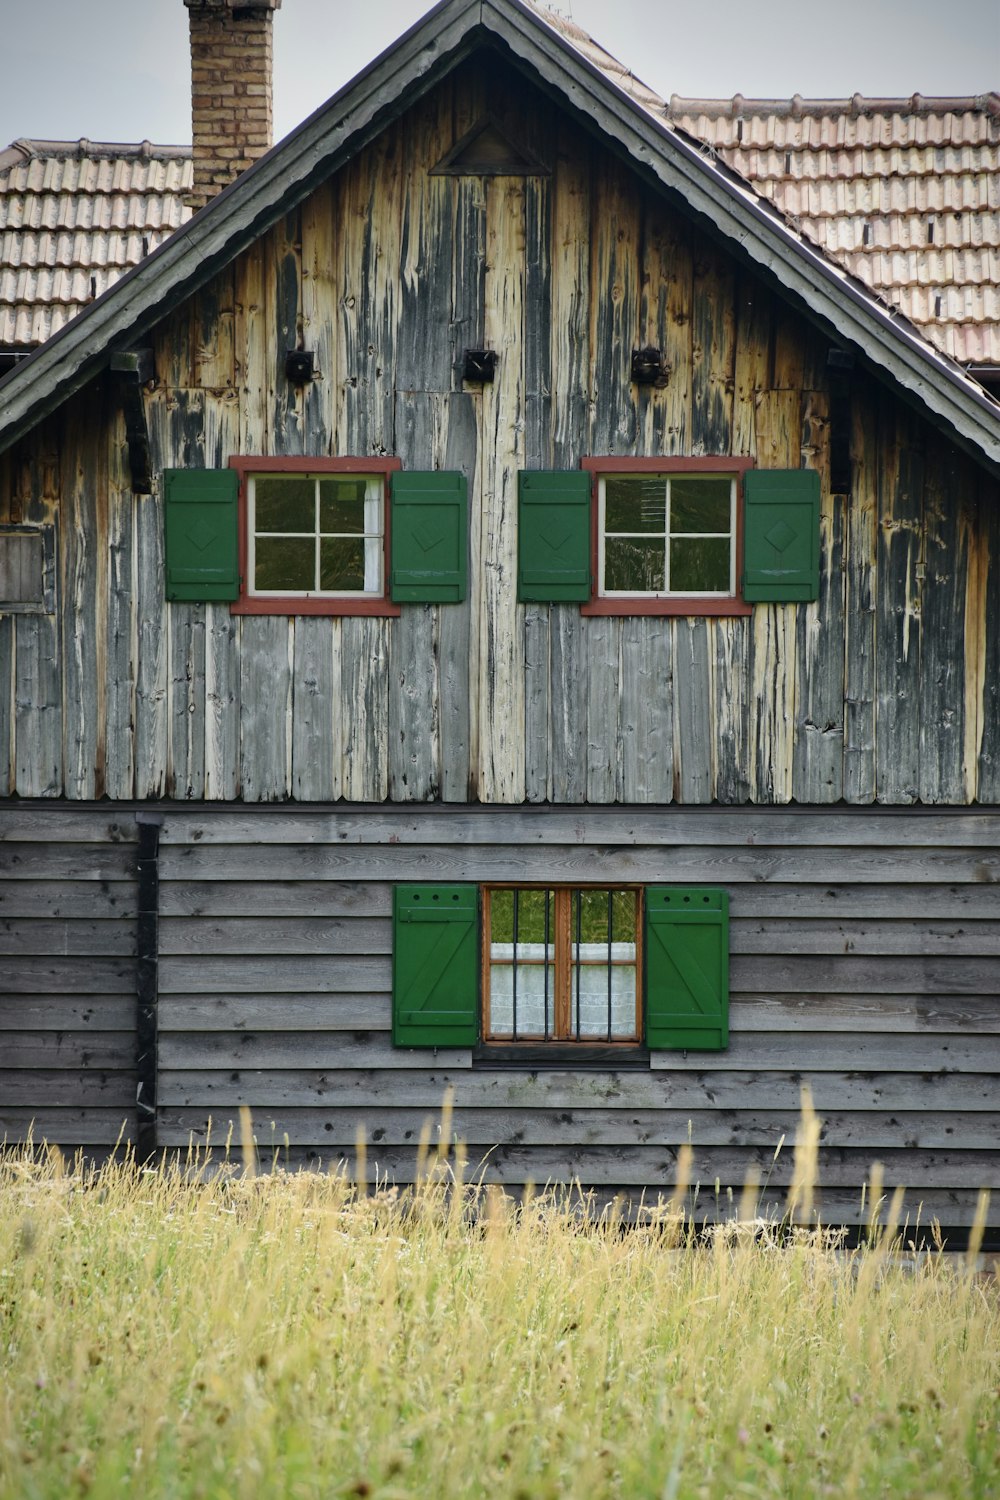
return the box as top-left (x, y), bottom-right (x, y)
top-left (600, 474), bottom-right (735, 597)
top-left (250, 474), bottom-right (383, 595)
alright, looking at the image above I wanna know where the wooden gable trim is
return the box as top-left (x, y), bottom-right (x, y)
top-left (0, 0), bottom-right (998, 475)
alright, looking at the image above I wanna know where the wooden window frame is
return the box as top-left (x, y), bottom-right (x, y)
top-left (481, 884), bottom-right (644, 1050)
top-left (229, 456), bottom-right (402, 617)
top-left (579, 456), bottom-right (754, 617)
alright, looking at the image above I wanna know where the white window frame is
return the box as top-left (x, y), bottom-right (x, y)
top-left (597, 473), bottom-right (738, 599)
top-left (247, 472), bottom-right (385, 599)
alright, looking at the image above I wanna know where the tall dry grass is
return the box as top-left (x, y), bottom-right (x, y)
top-left (0, 1099), bottom-right (996, 1500)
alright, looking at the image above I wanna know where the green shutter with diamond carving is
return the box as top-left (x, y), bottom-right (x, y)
top-left (518, 470), bottom-right (592, 602)
top-left (742, 468), bottom-right (820, 603)
top-left (163, 469), bottom-right (239, 602)
top-left (390, 471), bottom-right (467, 603)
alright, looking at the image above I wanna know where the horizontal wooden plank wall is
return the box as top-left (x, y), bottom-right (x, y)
top-left (144, 802), bottom-right (998, 1228)
top-left (1, 59), bottom-right (999, 807)
top-left (0, 808), bottom-right (138, 1151)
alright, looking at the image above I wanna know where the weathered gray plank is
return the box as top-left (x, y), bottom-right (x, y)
top-left (239, 616), bottom-right (291, 801)
top-left (157, 841), bottom-right (1000, 887)
top-left (0, 996), bottom-right (133, 1029)
top-left (158, 915), bottom-right (389, 956)
top-left (522, 163), bottom-right (553, 805)
top-left (342, 617), bottom-right (389, 801)
top-left (876, 398), bottom-right (922, 803)
top-left (267, 210), bottom-right (304, 456)
top-left (0, 1071), bottom-right (136, 1108)
top-left (61, 388), bottom-right (103, 800)
top-left (439, 393), bottom-right (477, 802)
top-left (299, 180), bottom-right (335, 456)
top-left (104, 404), bottom-right (135, 800)
top-left (291, 617), bottom-right (339, 802)
top-left (0, 918), bottom-right (135, 956)
top-left (793, 392), bottom-right (845, 802)
top-left (203, 391), bottom-right (242, 801)
top-left (549, 606), bottom-right (587, 803)
top-left (586, 617), bottom-right (621, 803)
top-left (523, 606), bottom-right (550, 803)
top-left (731, 920), bottom-right (1000, 957)
top-left (159, 952), bottom-right (388, 994)
top-left (0, 879), bottom-right (137, 919)
top-left (130, 802), bottom-right (1000, 848)
top-left (134, 463), bottom-right (168, 798)
top-left (0, 957), bottom-right (133, 994)
top-left (0, 1109), bottom-right (136, 1146)
top-left (843, 384), bottom-right (878, 802)
top-left (158, 877), bottom-right (998, 923)
top-left (388, 603), bottom-right (439, 802)
top-left (13, 446), bottom-right (62, 797)
top-left (168, 605), bottom-right (207, 799)
top-left (977, 466), bottom-right (1000, 801)
top-left (159, 1032), bottom-right (471, 1071)
top-left (155, 1105), bottom-right (1000, 1153)
top-left (689, 242), bottom-right (735, 455)
top-left (156, 1065), bottom-right (1000, 1114)
top-left (0, 808), bottom-right (139, 842)
top-left (919, 438), bottom-right (970, 803)
top-left (728, 954), bottom-right (999, 996)
top-left (713, 617), bottom-right (751, 803)
top-left (0, 612), bottom-right (11, 798)
top-left (673, 619), bottom-right (713, 803)
top-left (620, 617), bottom-right (673, 803)
top-left (0, 842), bottom-right (136, 881)
top-left (2, 1032), bottom-right (135, 1067)
top-left (159, 993), bottom-right (389, 1032)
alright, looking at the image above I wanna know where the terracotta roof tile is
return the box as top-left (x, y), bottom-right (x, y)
top-left (0, 139), bottom-right (191, 350)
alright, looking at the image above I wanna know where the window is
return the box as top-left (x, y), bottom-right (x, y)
top-left (0, 524), bottom-right (56, 614)
top-left (392, 883), bottom-right (729, 1055)
top-left (483, 887), bottom-right (641, 1043)
top-left (231, 457), bottom-right (401, 617)
top-left (581, 457), bottom-right (753, 616)
top-left (517, 460), bottom-right (820, 614)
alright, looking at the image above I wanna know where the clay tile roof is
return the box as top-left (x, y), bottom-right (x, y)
top-left (524, 5), bottom-right (1000, 374)
top-left (0, 138), bottom-right (192, 350)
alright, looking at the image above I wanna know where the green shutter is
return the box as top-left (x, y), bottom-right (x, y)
top-left (393, 884), bottom-right (478, 1047)
top-left (518, 470), bottom-right (592, 602)
top-left (742, 468), bottom-right (821, 603)
top-left (390, 471), bottom-right (468, 603)
top-left (645, 887), bottom-right (729, 1051)
top-left (163, 468), bottom-right (239, 602)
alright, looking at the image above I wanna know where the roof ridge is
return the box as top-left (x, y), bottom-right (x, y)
top-left (2, 138), bottom-right (193, 160)
top-left (667, 92), bottom-right (1000, 118)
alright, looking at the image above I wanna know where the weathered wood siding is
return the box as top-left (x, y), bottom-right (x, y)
top-left (0, 809), bottom-right (138, 1151)
top-left (2, 801), bottom-right (997, 1225)
top-left (0, 60), bottom-right (998, 806)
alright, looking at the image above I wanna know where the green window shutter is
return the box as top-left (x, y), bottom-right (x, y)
top-left (163, 468), bottom-right (239, 602)
top-left (518, 470), bottom-right (592, 602)
top-left (645, 887), bottom-right (729, 1051)
top-left (742, 468), bottom-right (821, 603)
top-left (390, 471), bottom-right (468, 603)
top-left (393, 884), bottom-right (478, 1047)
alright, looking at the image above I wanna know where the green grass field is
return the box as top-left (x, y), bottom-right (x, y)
top-left (1, 1101), bottom-right (997, 1499)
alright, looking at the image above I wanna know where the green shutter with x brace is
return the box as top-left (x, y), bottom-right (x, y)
top-left (645, 887), bottom-right (729, 1050)
top-left (393, 885), bottom-right (478, 1047)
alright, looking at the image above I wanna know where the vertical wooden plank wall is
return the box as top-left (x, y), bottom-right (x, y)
top-left (0, 65), bottom-right (997, 808)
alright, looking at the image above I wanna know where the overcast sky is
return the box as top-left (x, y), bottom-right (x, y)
top-left (2, 0), bottom-right (997, 149)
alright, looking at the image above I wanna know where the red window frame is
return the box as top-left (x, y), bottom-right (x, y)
top-left (229, 456), bottom-right (402, 617)
top-left (579, 456), bottom-right (755, 617)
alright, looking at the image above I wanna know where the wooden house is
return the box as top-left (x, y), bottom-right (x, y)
top-left (1, 0), bottom-right (998, 1234)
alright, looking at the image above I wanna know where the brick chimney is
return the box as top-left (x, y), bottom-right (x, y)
top-left (184, 0), bottom-right (283, 211)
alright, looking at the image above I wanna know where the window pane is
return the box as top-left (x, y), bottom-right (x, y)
top-left (604, 476), bottom-right (666, 534)
top-left (320, 537), bottom-right (366, 592)
top-left (570, 957), bottom-right (637, 1037)
top-left (605, 536), bottom-right (665, 593)
top-left (255, 536), bottom-right (314, 591)
top-left (669, 476), bottom-right (732, 535)
top-left (670, 536), bottom-right (732, 593)
top-left (255, 476), bottom-right (315, 533)
top-left (489, 889), bottom-right (554, 1039)
top-left (319, 477), bottom-right (369, 534)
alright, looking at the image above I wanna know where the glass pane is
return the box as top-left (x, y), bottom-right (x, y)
top-left (570, 960), bottom-right (637, 1038)
top-left (320, 537), bottom-right (366, 592)
top-left (255, 536), bottom-right (314, 591)
top-left (612, 889), bottom-right (636, 944)
top-left (605, 536), bottom-right (665, 593)
top-left (489, 889), bottom-right (554, 1039)
top-left (670, 536), bottom-right (732, 593)
top-left (319, 477), bottom-right (370, 534)
top-left (669, 476), bottom-right (732, 534)
top-left (604, 476), bottom-right (666, 534)
top-left (254, 476), bottom-right (315, 533)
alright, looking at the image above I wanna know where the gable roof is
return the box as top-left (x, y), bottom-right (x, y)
top-left (0, 0), bottom-right (998, 473)
top-left (0, 139), bottom-right (192, 353)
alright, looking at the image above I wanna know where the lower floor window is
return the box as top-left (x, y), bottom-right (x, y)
top-left (391, 881), bottom-right (729, 1055)
top-left (483, 887), bottom-right (640, 1042)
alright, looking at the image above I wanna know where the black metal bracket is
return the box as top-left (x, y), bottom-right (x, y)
top-left (631, 346), bottom-right (670, 387)
top-left (285, 348), bottom-right (316, 386)
top-left (463, 348), bottom-right (498, 383)
top-left (110, 349), bottom-right (155, 495)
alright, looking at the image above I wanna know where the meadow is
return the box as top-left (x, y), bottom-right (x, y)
top-left (0, 1100), bottom-right (997, 1500)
